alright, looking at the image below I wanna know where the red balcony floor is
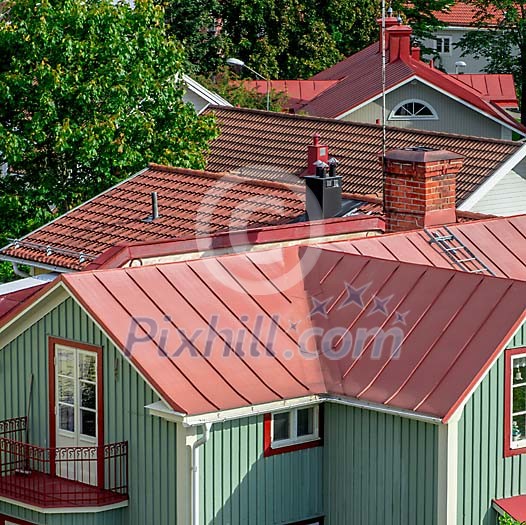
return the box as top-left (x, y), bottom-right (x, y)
top-left (0, 471), bottom-right (128, 509)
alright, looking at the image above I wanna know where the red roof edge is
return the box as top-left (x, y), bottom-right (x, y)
top-left (442, 308), bottom-right (526, 424)
top-left (493, 495), bottom-right (526, 521)
top-left (63, 280), bottom-right (188, 415)
top-left (89, 215), bottom-right (386, 270)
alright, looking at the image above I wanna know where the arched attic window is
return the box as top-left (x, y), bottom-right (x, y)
top-left (389, 99), bottom-right (438, 121)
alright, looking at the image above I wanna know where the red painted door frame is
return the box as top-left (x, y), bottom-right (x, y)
top-left (48, 337), bottom-right (105, 487)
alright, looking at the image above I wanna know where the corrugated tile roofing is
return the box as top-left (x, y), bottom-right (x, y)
top-left (206, 105), bottom-right (522, 202)
top-left (435, 2), bottom-right (502, 26)
top-left (0, 164), bottom-right (379, 271)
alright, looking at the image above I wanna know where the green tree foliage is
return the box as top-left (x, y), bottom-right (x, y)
top-left (498, 513), bottom-right (525, 525)
top-left (456, 1), bottom-right (526, 124)
top-left (0, 0), bottom-right (218, 239)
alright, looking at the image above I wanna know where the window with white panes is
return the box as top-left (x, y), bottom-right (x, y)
top-left (511, 353), bottom-right (526, 450)
top-left (271, 406), bottom-right (319, 448)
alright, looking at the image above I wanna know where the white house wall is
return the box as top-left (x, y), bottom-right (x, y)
top-left (471, 167), bottom-right (526, 216)
top-left (343, 80), bottom-right (509, 139)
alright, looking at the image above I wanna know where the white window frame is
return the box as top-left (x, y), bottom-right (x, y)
top-left (271, 406), bottom-right (319, 449)
top-left (389, 99), bottom-right (439, 121)
top-left (435, 35), bottom-right (452, 55)
top-left (510, 352), bottom-right (526, 450)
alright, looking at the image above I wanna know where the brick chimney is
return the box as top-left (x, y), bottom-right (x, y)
top-left (382, 147), bottom-right (464, 233)
top-left (377, 16), bottom-right (400, 52)
top-left (386, 25), bottom-right (412, 63)
top-left (306, 134), bottom-right (329, 175)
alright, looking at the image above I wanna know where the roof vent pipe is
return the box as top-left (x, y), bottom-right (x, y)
top-left (328, 157), bottom-right (338, 177)
top-left (314, 160), bottom-right (328, 178)
top-left (151, 192), bottom-right (159, 220)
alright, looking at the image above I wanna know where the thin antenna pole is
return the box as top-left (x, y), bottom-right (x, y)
top-left (381, 0), bottom-right (387, 210)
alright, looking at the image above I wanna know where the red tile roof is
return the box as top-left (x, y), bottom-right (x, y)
top-left (302, 27), bottom-right (523, 133)
top-left (57, 241), bottom-right (526, 420)
top-left (450, 74), bottom-right (519, 109)
top-left (435, 2), bottom-right (503, 26)
top-left (0, 164), bottom-right (379, 271)
top-left (493, 495), bottom-right (526, 521)
top-left (206, 106), bottom-right (523, 202)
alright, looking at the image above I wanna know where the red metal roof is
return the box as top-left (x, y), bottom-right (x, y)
top-left (303, 31), bottom-right (523, 133)
top-left (450, 74), bottom-right (519, 109)
top-left (240, 79), bottom-right (339, 107)
top-left (0, 285), bottom-right (45, 321)
top-left (493, 495), bottom-right (526, 520)
top-left (322, 215), bottom-right (526, 280)
top-left (58, 240), bottom-right (526, 420)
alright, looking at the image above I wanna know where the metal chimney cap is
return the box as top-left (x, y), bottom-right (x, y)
top-left (328, 157), bottom-right (339, 165)
top-left (313, 160), bottom-right (329, 168)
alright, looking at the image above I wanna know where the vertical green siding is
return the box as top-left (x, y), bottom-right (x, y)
top-left (457, 349), bottom-right (526, 524)
top-left (199, 415), bottom-right (323, 525)
top-left (323, 403), bottom-right (438, 525)
top-left (509, 323), bottom-right (526, 349)
top-left (0, 298), bottom-right (177, 525)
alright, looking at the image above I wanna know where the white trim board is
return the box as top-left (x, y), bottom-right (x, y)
top-left (458, 143), bottom-right (526, 210)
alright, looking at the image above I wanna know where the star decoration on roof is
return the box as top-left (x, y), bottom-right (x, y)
top-left (339, 282), bottom-right (370, 310)
top-left (368, 294), bottom-right (393, 316)
top-left (394, 310), bottom-right (409, 326)
top-left (289, 319), bottom-right (301, 332)
top-left (310, 296), bottom-right (332, 319)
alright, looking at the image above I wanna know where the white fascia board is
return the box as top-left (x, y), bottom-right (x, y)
top-left (0, 495), bottom-right (128, 514)
top-left (335, 76), bottom-right (417, 120)
top-left (183, 74), bottom-right (232, 107)
top-left (0, 273), bottom-right (56, 295)
top-left (0, 167), bottom-right (150, 256)
top-left (415, 76), bottom-right (526, 137)
top-left (458, 142), bottom-right (526, 210)
top-left (148, 394), bottom-right (442, 427)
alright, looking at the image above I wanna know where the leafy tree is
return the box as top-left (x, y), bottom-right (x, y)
top-left (498, 513), bottom-right (525, 525)
top-left (0, 0), bottom-right (218, 227)
top-left (456, 1), bottom-right (526, 124)
top-left (159, 0), bottom-right (225, 75)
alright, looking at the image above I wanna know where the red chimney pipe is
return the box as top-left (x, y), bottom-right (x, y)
top-left (307, 134), bottom-right (329, 175)
top-left (386, 25), bottom-right (412, 63)
top-left (377, 17), bottom-right (400, 53)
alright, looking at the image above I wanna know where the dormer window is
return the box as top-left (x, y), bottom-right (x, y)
top-left (505, 348), bottom-right (526, 456)
top-left (389, 99), bottom-right (438, 121)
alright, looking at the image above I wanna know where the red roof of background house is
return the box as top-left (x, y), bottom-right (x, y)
top-left (435, 1), bottom-right (503, 26)
top-left (493, 495), bottom-right (526, 521)
top-left (206, 105), bottom-right (523, 201)
top-left (52, 239), bottom-right (526, 420)
top-left (239, 79), bottom-right (339, 108)
top-left (450, 74), bottom-right (519, 109)
top-left (302, 26), bottom-right (523, 134)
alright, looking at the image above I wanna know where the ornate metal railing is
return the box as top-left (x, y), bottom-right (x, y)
top-left (0, 437), bottom-right (128, 507)
top-left (0, 417), bottom-right (27, 441)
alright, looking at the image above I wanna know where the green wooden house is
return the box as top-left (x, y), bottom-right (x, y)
top-left (1, 212), bottom-right (526, 525)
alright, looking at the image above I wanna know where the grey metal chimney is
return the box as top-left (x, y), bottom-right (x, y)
top-left (305, 157), bottom-right (342, 221)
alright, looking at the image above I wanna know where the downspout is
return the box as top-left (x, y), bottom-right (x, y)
top-left (191, 422), bottom-right (212, 525)
top-left (12, 262), bottom-right (30, 278)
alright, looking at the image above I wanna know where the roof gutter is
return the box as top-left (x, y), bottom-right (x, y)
top-left (146, 393), bottom-right (442, 427)
top-left (457, 142), bottom-right (526, 211)
top-left (0, 254), bottom-right (73, 275)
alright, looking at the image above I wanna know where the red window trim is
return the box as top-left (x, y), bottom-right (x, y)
top-left (263, 405), bottom-right (323, 457)
top-left (0, 515), bottom-right (36, 525)
top-left (504, 347), bottom-right (526, 458)
top-left (48, 337), bottom-right (105, 484)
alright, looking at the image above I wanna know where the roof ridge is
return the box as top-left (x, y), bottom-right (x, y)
top-left (207, 105), bottom-right (522, 146)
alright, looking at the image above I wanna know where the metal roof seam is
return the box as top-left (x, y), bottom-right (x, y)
top-left (412, 279), bottom-right (515, 412)
top-left (382, 272), bottom-right (480, 406)
top-left (353, 267), bottom-right (430, 398)
top-left (90, 271), bottom-right (222, 411)
top-left (124, 267), bottom-right (255, 405)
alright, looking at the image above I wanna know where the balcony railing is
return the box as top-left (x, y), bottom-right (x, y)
top-left (0, 417), bottom-right (128, 508)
